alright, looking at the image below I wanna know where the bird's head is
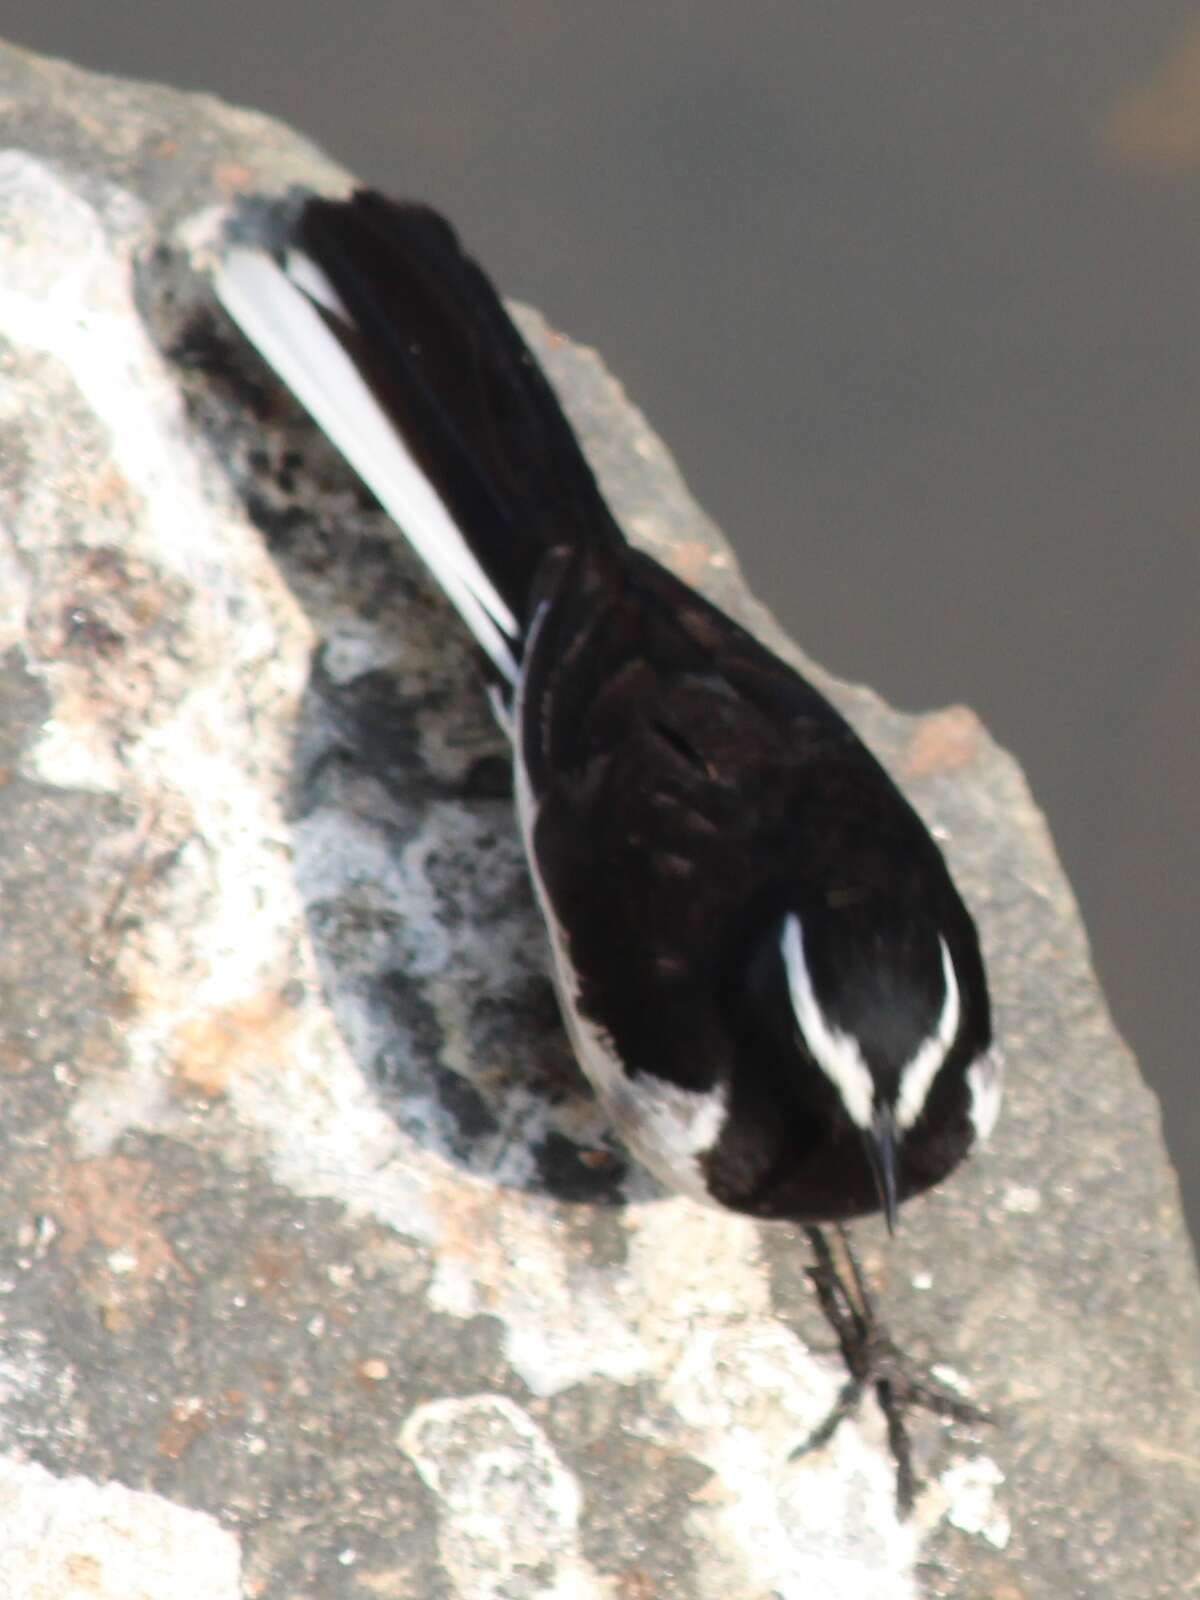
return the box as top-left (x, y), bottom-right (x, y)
top-left (712, 889), bottom-right (996, 1225)
top-left (776, 902), bottom-right (996, 1228)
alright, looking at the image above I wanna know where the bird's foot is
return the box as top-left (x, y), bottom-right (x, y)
top-left (791, 1224), bottom-right (992, 1516)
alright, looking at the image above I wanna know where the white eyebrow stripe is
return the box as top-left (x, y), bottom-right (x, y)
top-left (781, 914), bottom-right (875, 1130)
top-left (895, 938), bottom-right (961, 1130)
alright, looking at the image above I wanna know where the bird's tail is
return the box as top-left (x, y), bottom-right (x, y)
top-left (216, 191), bottom-right (623, 682)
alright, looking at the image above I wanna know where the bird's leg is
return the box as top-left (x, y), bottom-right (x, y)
top-left (791, 1223), bottom-right (992, 1515)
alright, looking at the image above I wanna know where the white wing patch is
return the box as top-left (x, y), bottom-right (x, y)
top-left (216, 247), bottom-right (520, 681)
top-left (781, 914), bottom-right (875, 1130)
top-left (895, 938), bottom-right (961, 1130)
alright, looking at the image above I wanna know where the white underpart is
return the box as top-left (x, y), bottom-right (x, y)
top-left (513, 607), bottom-right (727, 1202)
top-left (781, 915), bottom-right (875, 1130)
top-left (895, 938), bottom-right (960, 1130)
top-left (967, 1051), bottom-right (1004, 1143)
top-left (215, 247), bottom-right (520, 681)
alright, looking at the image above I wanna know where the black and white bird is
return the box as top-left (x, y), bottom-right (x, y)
top-left (215, 191), bottom-right (999, 1233)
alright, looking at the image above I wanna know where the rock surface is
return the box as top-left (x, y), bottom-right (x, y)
top-left (0, 37), bottom-right (1196, 1600)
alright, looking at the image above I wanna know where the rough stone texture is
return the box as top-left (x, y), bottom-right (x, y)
top-left (0, 37), bottom-right (1196, 1600)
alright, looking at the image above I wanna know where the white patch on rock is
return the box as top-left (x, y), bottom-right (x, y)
top-left (967, 1052), bottom-right (1004, 1143)
top-left (938, 1455), bottom-right (1011, 1549)
top-left (658, 1321), bottom-right (921, 1600)
top-left (426, 1192), bottom-right (649, 1396)
top-left (1002, 1183), bottom-right (1042, 1214)
top-left (0, 1454), bottom-right (241, 1598)
top-left (427, 1194), bottom-right (771, 1399)
top-left (0, 153), bottom-right (327, 1175)
top-left (399, 1394), bottom-right (612, 1600)
top-left (320, 623), bottom-right (398, 685)
top-left (0, 154), bottom-right (289, 794)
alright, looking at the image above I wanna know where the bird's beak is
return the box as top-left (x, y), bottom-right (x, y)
top-left (864, 1103), bottom-right (900, 1235)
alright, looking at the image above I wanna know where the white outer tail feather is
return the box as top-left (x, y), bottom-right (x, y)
top-left (216, 247), bottom-right (521, 681)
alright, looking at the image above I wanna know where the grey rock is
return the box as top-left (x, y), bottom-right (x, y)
top-left (0, 36), bottom-right (1196, 1600)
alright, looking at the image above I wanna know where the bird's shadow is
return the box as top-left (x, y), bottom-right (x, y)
top-left (143, 245), bottom-right (644, 1210)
